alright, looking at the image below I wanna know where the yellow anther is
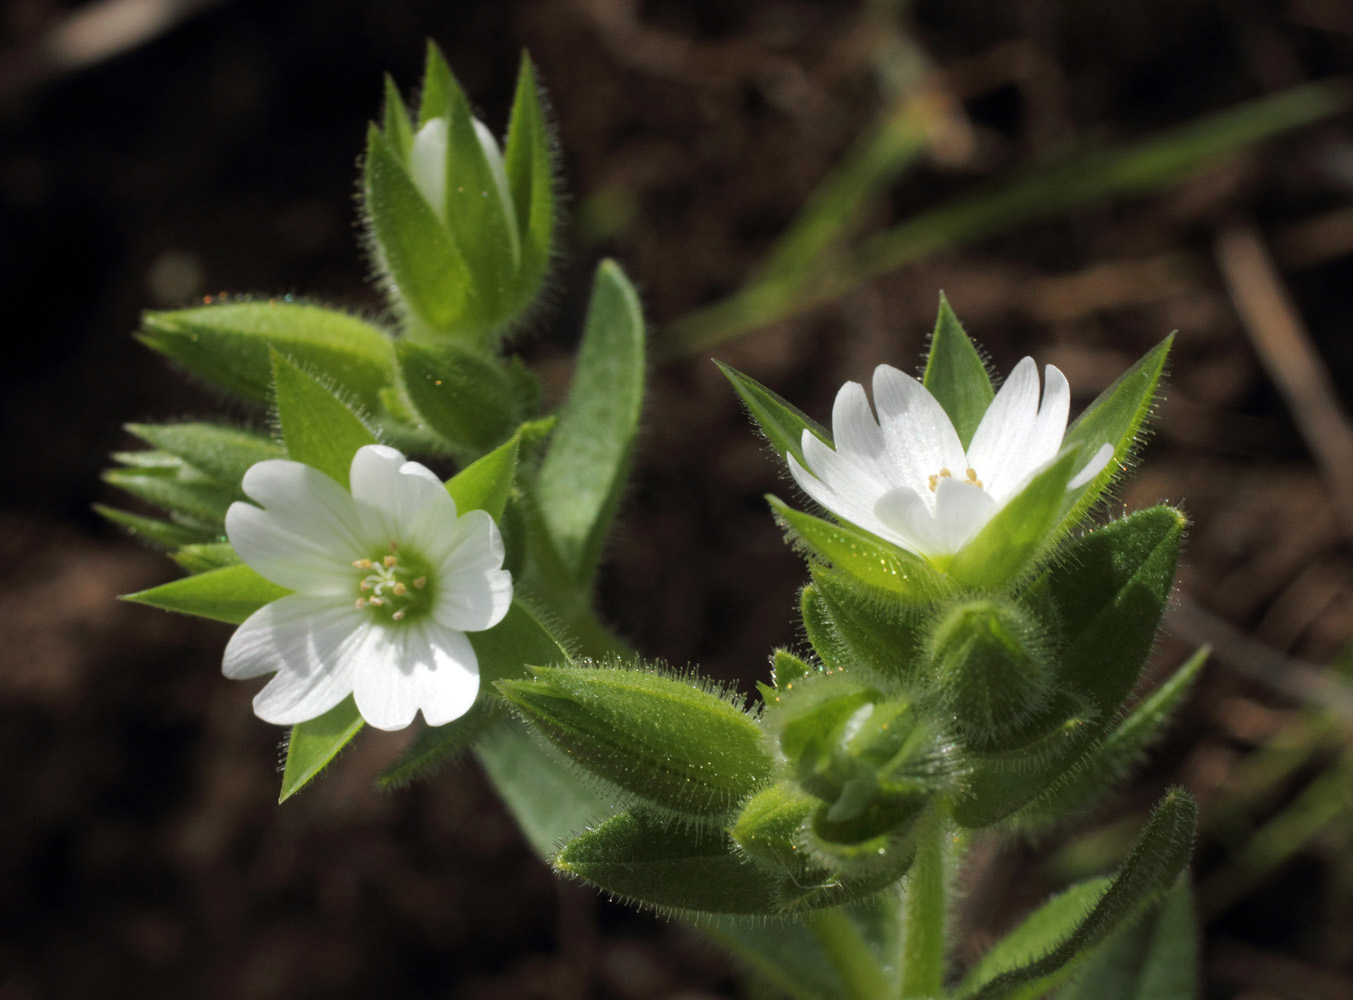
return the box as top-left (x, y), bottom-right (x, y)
top-left (413, 577), bottom-right (427, 589)
top-left (360, 580), bottom-right (371, 591)
top-left (352, 558), bottom-right (373, 569)
top-left (369, 597), bottom-right (384, 606)
top-left (392, 582), bottom-right (407, 597)
top-left (965, 467), bottom-right (983, 489)
top-left (392, 609), bottom-right (406, 621)
top-left (355, 598), bottom-right (366, 608)
top-left (383, 554), bottom-right (398, 568)
top-left (928, 468), bottom-right (953, 492)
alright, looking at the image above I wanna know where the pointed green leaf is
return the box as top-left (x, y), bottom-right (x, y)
top-left (445, 432), bottom-right (519, 521)
top-left (556, 809), bottom-right (779, 915)
top-left (95, 504), bottom-right (216, 548)
top-left (378, 700), bottom-right (502, 789)
top-left (498, 662), bottom-right (772, 815)
top-left (922, 295), bottom-right (994, 448)
top-left (951, 507), bottom-right (1184, 827)
top-left (417, 41), bottom-right (460, 128)
top-left (475, 718), bottom-right (617, 859)
top-left (1015, 649), bottom-right (1207, 830)
top-left (124, 563), bottom-right (288, 624)
top-left (769, 495), bottom-right (943, 598)
top-left (138, 301), bottom-right (394, 411)
top-left (1055, 879), bottom-right (1198, 1000)
top-left (536, 260), bottom-right (645, 584)
top-left (363, 122), bottom-right (478, 335)
top-left (503, 52), bottom-right (556, 294)
top-left (947, 447), bottom-right (1079, 588)
top-left (958, 789), bottom-right (1196, 1000)
top-left (717, 361), bottom-right (828, 468)
top-left (171, 541), bottom-right (240, 574)
top-left (126, 422), bottom-right (282, 488)
top-left (394, 339), bottom-right (519, 451)
top-left (271, 352), bottom-right (379, 487)
top-left (102, 469), bottom-right (234, 526)
top-left (382, 74), bottom-right (415, 159)
top-left (1059, 335), bottom-right (1172, 528)
top-left (279, 697), bottom-right (364, 802)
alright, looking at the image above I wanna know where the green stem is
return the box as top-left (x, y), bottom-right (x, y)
top-left (901, 807), bottom-right (949, 998)
top-left (807, 908), bottom-right (892, 1000)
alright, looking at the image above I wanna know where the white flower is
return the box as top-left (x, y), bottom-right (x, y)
top-left (788, 358), bottom-right (1113, 562)
top-left (222, 444), bottom-right (512, 731)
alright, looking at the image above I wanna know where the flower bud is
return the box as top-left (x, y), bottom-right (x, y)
top-left (926, 597), bottom-right (1055, 750)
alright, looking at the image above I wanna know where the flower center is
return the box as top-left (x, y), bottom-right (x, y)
top-left (353, 543), bottom-right (434, 623)
top-left (928, 467), bottom-right (983, 492)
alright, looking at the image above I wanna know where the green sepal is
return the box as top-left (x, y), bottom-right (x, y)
top-left (271, 351), bottom-right (379, 487)
top-left (769, 495), bottom-right (943, 598)
top-left (123, 563), bottom-right (289, 624)
top-left (947, 446), bottom-right (1080, 589)
top-left (922, 295), bottom-right (993, 449)
top-left (441, 67), bottom-right (518, 322)
top-left (171, 542), bottom-right (240, 574)
top-left (771, 647), bottom-right (815, 688)
top-left (1054, 877), bottom-right (1198, 1000)
top-left (381, 74), bottom-right (415, 159)
top-left (717, 361), bottom-right (828, 469)
top-left (394, 339), bottom-right (520, 452)
top-left (416, 40), bottom-right (460, 129)
top-left (279, 697), bottom-right (364, 803)
top-left (363, 121), bottom-right (476, 335)
top-left (928, 597), bottom-right (1056, 751)
top-left (807, 796), bottom-right (923, 879)
top-left (503, 52), bottom-right (556, 299)
top-left (956, 789), bottom-right (1196, 1000)
top-left (102, 469), bottom-right (234, 527)
top-left (125, 422), bottom-right (282, 488)
top-left (471, 597), bottom-right (575, 686)
top-left (535, 260), bottom-right (645, 585)
top-left (377, 700), bottom-right (502, 790)
top-left (950, 507), bottom-right (1184, 828)
top-left (1058, 335), bottom-right (1172, 530)
top-left (498, 662), bottom-right (771, 816)
top-left (138, 301), bottom-right (394, 411)
top-left (445, 432), bottom-right (520, 521)
top-left (94, 504), bottom-right (216, 549)
top-left (1015, 648), bottom-right (1207, 831)
top-left (804, 568), bottom-right (928, 692)
top-left (556, 809), bottom-right (779, 916)
top-left (731, 782), bottom-right (816, 866)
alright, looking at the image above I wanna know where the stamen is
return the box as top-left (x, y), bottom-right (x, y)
top-left (928, 468), bottom-right (953, 492)
top-left (392, 609), bottom-right (405, 621)
top-left (369, 597), bottom-right (384, 606)
top-left (392, 582), bottom-right (407, 596)
top-left (965, 467), bottom-right (983, 489)
top-left (383, 554), bottom-right (398, 568)
top-left (413, 577), bottom-right (427, 589)
top-left (352, 558), bottom-right (373, 569)
top-left (355, 598), bottom-right (366, 608)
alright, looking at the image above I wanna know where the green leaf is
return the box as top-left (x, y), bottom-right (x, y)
top-left (95, 504), bottom-right (216, 548)
top-left (769, 495), bottom-right (943, 598)
top-left (123, 563), bottom-right (289, 624)
top-left (138, 301), bottom-right (394, 411)
top-left (278, 697), bottom-right (364, 803)
top-left (470, 597), bottom-right (573, 685)
top-left (445, 432), bottom-right (520, 521)
top-left (171, 542), bottom-right (240, 574)
top-left (503, 52), bottom-right (556, 298)
top-left (556, 809), bottom-right (779, 915)
top-left (951, 507), bottom-right (1184, 828)
top-left (102, 469), bottom-right (234, 526)
top-left (271, 352), bottom-right (379, 487)
top-left (947, 447), bottom-right (1079, 588)
top-left (922, 295), bottom-right (994, 449)
top-left (957, 789), bottom-right (1197, 1000)
top-left (1055, 879), bottom-right (1198, 1000)
top-left (125, 422), bottom-right (282, 488)
top-left (363, 122), bottom-right (478, 335)
top-left (394, 339), bottom-right (519, 451)
top-left (1059, 336), bottom-right (1172, 528)
top-left (475, 718), bottom-right (617, 858)
top-left (498, 662), bottom-right (772, 816)
top-left (535, 260), bottom-right (645, 585)
top-left (717, 362), bottom-right (828, 468)
top-left (1015, 649), bottom-right (1207, 830)
top-left (378, 700), bottom-right (501, 789)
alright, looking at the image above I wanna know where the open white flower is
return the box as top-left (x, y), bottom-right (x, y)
top-left (222, 444), bottom-right (512, 731)
top-left (788, 358), bottom-right (1113, 561)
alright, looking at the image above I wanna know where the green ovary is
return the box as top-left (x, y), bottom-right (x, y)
top-left (352, 544), bottom-right (435, 623)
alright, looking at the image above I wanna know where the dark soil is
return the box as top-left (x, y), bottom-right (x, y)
top-left (3, 1), bottom-right (1353, 997)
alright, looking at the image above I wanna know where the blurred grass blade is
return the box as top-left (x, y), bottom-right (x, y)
top-left (665, 79), bottom-right (1352, 356)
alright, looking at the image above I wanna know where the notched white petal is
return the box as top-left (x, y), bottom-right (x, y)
top-left (354, 624), bottom-right (479, 731)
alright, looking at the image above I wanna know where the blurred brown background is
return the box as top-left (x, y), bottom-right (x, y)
top-left (3, 1), bottom-right (1353, 997)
